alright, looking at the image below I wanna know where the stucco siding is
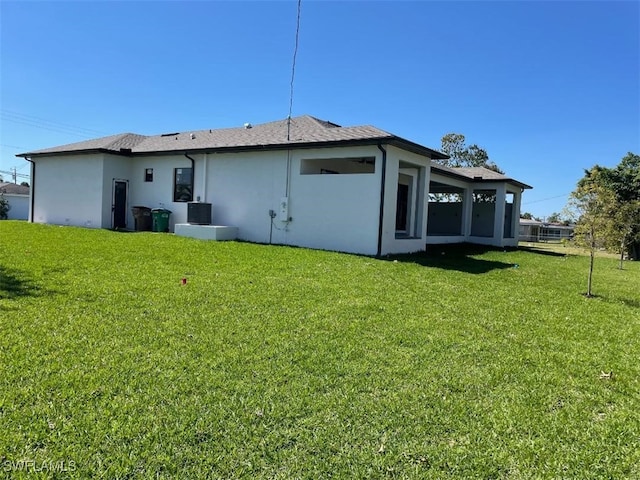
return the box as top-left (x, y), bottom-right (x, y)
top-left (287, 146), bottom-right (381, 254)
top-left (205, 151), bottom-right (285, 242)
top-left (128, 155), bottom-right (194, 231)
top-left (380, 146), bottom-right (431, 255)
top-left (289, 169), bottom-right (379, 255)
top-left (32, 154), bottom-right (104, 227)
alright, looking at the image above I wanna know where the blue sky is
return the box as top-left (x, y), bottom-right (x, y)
top-left (1, 0), bottom-right (638, 219)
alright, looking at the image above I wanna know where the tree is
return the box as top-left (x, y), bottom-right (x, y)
top-left (567, 176), bottom-right (616, 297)
top-left (521, 212), bottom-right (542, 221)
top-left (546, 212), bottom-right (562, 224)
top-left (574, 153), bottom-right (640, 262)
top-left (20, 181), bottom-right (29, 187)
top-left (603, 153), bottom-right (640, 261)
top-left (0, 193), bottom-right (9, 220)
top-left (438, 133), bottom-right (504, 173)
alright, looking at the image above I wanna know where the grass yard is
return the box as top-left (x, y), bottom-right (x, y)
top-left (1, 222), bottom-right (639, 479)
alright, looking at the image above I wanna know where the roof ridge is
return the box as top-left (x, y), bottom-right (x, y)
top-left (301, 115), bottom-right (342, 129)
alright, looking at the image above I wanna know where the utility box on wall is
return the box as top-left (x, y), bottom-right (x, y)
top-left (187, 202), bottom-right (212, 225)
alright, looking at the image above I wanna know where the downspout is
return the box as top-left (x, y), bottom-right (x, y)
top-left (184, 153), bottom-right (196, 200)
top-left (376, 144), bottom-right (387, 257)
top-left (25, 156), bottom-right (35, 222)
top-left (202, 153), bottom-right (208, 201)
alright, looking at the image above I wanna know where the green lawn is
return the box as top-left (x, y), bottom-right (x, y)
top-left (1, 222), bottom-right (639, 479)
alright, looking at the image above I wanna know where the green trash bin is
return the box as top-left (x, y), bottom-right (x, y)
top-left (151, 208), bottom-right (172, 232)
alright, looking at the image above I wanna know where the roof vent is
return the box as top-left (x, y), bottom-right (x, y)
top-left (244, 123), bottom-right (252, 129)
top-left (190, 133), bottom-right (195, 140)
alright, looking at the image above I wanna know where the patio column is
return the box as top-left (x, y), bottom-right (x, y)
top-left (417, 165), bottom-right (429, 238)
top-left (511, 189), bottom-right (522, 239)
top-left (462, 186), bottom-right (473, 238)
top-left (493, 184), bottom-right (506, 245)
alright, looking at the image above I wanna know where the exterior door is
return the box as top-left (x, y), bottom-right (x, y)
top-left (112, 180), bottom-right (128, 229)
top-left (396, 183), bottom-right (409, 232)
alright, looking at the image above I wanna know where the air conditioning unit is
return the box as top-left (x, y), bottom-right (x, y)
top-left (187, 202), bottom-right (212, 225)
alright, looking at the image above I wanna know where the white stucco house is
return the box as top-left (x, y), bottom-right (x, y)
top-left (0, 182), bottom-right (30, 220)
top-left (17, 115), bottom-right (531, 256)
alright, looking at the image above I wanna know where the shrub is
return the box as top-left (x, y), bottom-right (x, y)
top-left (0, 192), bottom-right (10, 219)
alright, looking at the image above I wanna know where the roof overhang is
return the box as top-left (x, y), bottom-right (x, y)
top-left (18, 136), bottom-right (450, 160)
top-left (431, 164), bottom-right (532, 190)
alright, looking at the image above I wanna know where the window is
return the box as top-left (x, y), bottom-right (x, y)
top-left (173, 168), bottom-right (193, 202)
top-left (300, 157), bottom-right (375, 175)
top-left (145, 168), bottom-right (153, 182)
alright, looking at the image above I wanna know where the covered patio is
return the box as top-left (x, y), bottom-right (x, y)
top-left (425, 166), bottom-right (531, 248)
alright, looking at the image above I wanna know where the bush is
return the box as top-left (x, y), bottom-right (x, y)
top-left (0, 193), bottom-right (10, 219)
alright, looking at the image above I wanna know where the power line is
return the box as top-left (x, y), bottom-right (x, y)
top-left (0, 143), bottom-right (26, 150)
top-left (1, 109), bottom-right (107, 135)
top-left (0, 169), bottom-right (30, 181)
top-left (286, 0), bottom-right (302, 142)
top-left (1, 109), bottom-right (107, 138)
top-left (522, 193), bottom-right (571, 205)
top-left (1, 115), bottom-right (94, 139)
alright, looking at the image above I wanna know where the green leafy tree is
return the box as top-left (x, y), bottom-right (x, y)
top-left (575, 153), bottom-right (640, 262)
top-left (546, 212), bottom-right (562, 224)
top-left (438, 133), bottom-right (504, 173)
top-left (521, 212), bottom-right (542, 221)
top-left (20, 181), bottom-right (29, 187)
top-left (568, 176), bottom-right (616, 297)
top-left (0, 193), bottom-right (10, 220)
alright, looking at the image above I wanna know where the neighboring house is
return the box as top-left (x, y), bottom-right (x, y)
top-left (0, 182), bottom-right (30, 220)
top-left (519, 218), bottom-right (574, 242)
top-left (17, 115), bottom-right (531, 256)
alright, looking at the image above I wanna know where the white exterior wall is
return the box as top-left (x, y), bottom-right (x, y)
top-left (379, 145), bottom-right (431, 255)
top-left (203, 146), bottom-right (381, 255)
top-left (4, 194), bottom-right (29, 220)
top-left (287, 146), bottom-right (381, 255)
top-left (28, 145), bottom-right (524, 255)
top-left (128, 154), bottom-right (194, 231)
top-left (130, 146), bottom-right (383, 255)
top-left (32, 154), bottom-right (104, 228)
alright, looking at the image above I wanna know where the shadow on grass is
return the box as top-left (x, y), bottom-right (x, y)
top-left (386, 244), bottom-right (516, 274)
top-left (606, 296), bottom-right (640, 309)
top-left (0, 266), bottom-right (42, 300)
top-left (518, 246), bottom-right (569, 257)
top-left (579, 292), bottom-right (640, 308)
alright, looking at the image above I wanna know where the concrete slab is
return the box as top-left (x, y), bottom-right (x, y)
top-left (174, 224), bottom-right (238, 241)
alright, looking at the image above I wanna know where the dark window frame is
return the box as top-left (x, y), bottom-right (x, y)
top-left (173, 167), bottom-right (193, 202)
top-left (144, 168), bottom-right (153, 182)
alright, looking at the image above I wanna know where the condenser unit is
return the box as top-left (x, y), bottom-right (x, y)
top-left (187, 202), bottom-right (212, 225)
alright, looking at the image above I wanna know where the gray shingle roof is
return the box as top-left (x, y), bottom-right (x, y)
top-left (18, 133), bottom-right (147, 156)
top-left (17, 115), bottom-right (448, 159)
top-left (431, 164), bottom-right (532, 189)
top-left (0, 182), bottom-right (30, 195)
